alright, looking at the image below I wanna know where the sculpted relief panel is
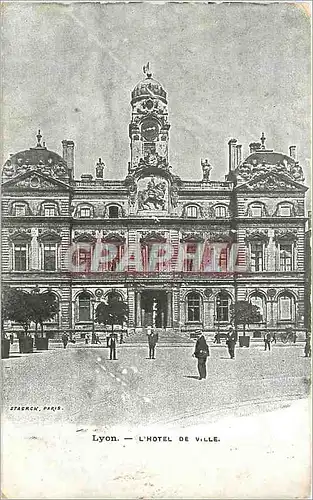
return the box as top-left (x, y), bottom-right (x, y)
top-left (137, 176), bottom-right (168, 211)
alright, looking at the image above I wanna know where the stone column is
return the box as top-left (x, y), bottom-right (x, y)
top-left (136, 291), bottom-right (142, 327)
top-left (166, 291), bottom-right (172, 328)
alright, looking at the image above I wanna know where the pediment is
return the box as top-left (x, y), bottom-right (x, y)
top-left (236, 171), bottom-right (308, 193)
top-left (2, 170), bottom-right (71, 192)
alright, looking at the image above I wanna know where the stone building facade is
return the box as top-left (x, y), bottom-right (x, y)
top-left (1, 68), bottom-right (309, 340)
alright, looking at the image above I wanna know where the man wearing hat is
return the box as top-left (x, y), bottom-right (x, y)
top-left (226, 326), bottom-right (236, 359)
top-left (193, 331), bottom-right (210, 380)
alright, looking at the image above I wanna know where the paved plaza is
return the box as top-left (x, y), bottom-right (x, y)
top-left (2, 341), bottom-right (311, 428)
top-left (2, 341), bottom-right (311, 499)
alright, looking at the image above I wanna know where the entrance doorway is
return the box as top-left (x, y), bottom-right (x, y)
top-left (141, 290), bottom-right (168, 328)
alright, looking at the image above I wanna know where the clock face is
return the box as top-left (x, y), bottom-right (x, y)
top-left (141, 119), bottom-right (159, 141)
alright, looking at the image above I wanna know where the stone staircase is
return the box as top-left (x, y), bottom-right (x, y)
top-left (123, 328), bottom-right (194, 345)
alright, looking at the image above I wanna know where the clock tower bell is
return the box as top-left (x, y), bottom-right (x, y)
top-left (129, 64), bottom-right (170, 172)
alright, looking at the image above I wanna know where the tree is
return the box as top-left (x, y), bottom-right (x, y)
top-left (2, 287), bottom-right (59, 337)
top-left (95, 295), bottom-right (128, 335)
top-left (28, 291), bottom-right (59, 337)
top-left (2, 287), bottom-right (32, 336)
top-left (230, 300), bottom-right (262, 337)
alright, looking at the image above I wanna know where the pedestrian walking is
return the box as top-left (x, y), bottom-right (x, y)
top-left (193, 331), bottom-right (210, 380)
top-left (9, 333), bottom-right (14, 345)
top-left (148, 329), bottom-right (158, 359)
top-left (226, 327), bottom-right (236, 359)
top-left (109, 333), bottom-right (117, 360)
top-left (213, 332), bottom-right (220, 344)
top-left (304, 334), bottom-right (311, 358)
top-left (61, 332), bottom-right (69, 349)
top-left (85, 334), bottom-right (90, 345)
top-left (293, 331), bottom-right (297, 344)
top-left (95, 334), bottom-right (101, 344)
top-left (264, 332), bottom-right (271, 351)
top-left (272, 332), bottom-right (277, 344)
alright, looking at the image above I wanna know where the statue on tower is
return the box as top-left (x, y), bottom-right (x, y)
top-left (95, 158), bottom-right (105, 179)
top-left (201, 159), bottom-right (212, 181)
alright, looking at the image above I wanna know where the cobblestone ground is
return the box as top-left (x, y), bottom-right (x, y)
top-left (2, 342), bottom-right (311, 427)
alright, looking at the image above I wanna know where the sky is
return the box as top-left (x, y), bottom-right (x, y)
top-left (1, 2), bottom-right (311, 184)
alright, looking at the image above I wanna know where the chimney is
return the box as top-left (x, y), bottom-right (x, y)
top-left (228, 139), bottom-right (237, 172)
top-left (236, 144), bottom-right (242, 166)
top-left (62, 140), bottom-right (75, 172)
top-left (249, 142), bottom-right (261, 153)
top-left (289, 146), bottom-right (297, 160)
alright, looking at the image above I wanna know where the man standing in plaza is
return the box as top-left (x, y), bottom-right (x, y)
top-left (148, 328), bottom-right (158, 359)
top-left (109, 332), bottom-right (117, 360)
top-left (226, 326), bottom-right (236, 359)
top-left (193, 331), bottom-right (210, 379)
top-left (264, 332), bottom-right (272, 351)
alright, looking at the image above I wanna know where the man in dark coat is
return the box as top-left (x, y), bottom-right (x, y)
top-left (193, 332), bottom-right (210, 380)
top-left (226, 327), bottom-right (236, 359)
top-left (109, 333), bottom-right (117, 360)
top-left (264, 332), bottom-right (271, 351)
top-left (148, 330), bottom-right (158, 359)
top-left (61, 332), bottom-right (69, 349)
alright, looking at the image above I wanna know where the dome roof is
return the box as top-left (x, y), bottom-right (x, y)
top-left (2, 131), bottom-right (70, 182)
top-left (131, 75), bottom-right (167, 103)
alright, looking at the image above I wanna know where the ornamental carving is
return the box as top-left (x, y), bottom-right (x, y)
top-left (9, 229), bottom-right (32, 242)
top-left (208, 232), bottom-right (232, 243)
top-left (38, 230), bottom-right (61, 242)
top-left (125, 175), bottom-right (137, 205)
top-left (180, 232), bottom-right (204, 243)
top-left (273, 229), bottom-right (298, 243)
top-left (73, 231), bottom-right (97, 243)
top-left (245, 175), bottom-right (299, 192)
top-left (137, 152), bottom-right (170, 170)
top-left (138, 176), bottom-right (167, 210)
top-left (140, 231), bottom-right (167, 245)
top-left (102, 232), bottom-right (126, 244)
top-left (236, 159), bottom-right (305, 184)
top-left (245, 229), bottom-right (269, 244)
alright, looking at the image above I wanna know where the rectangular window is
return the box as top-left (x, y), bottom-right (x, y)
top-left (216, 298), bottom-right (229, 322)
top-left (188, 298), bottom-right (200, 321)
top-left (250, 242), bottom-right (263, 271)
top-left (184, 243), bottom-right (198, 272)
top-left (250, 206), bottom-right (262, 217)
top-left (80, 208), bottom-right (91, 218)
top-left (280, 205), bottom-right (291, 217)
top-left (14, 244), bottom-right (27, 271)
top-left (44, 206), bottom-right (56, 217)
top-left (280, 298), bottom-right (292, 320)
top-left (186, 206), bottom-right (198, 218)
top-left (280, 243), bottom-right (293, 271)
top-left (215, 206), bottom-right (226, 218)
top-left (15, 204), bottom-right (26, 216)
top-left (43, 244), bottom-right (57, 271)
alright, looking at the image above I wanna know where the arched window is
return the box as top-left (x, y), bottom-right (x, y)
top-left (187, 292), bottom-right (201, 322)
top-left (250, 293), bottom-right (265, 322)
top-left (216, 292), bottom-right (230, 322)
top-left (186, 205), bottom-right (199, 218)
top-left (78, 292), bottom-right (91, 321)
top-left (108, 205), bottom-right (119, 218)
top-left (214, 205), bottom-right (227, 218)
top-left (278, 293), bottom-right (295, 322)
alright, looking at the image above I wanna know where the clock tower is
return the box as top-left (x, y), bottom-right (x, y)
top-left (129, 64), bottom-right (170, 172)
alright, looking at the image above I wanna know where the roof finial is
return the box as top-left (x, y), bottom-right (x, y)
top-left (260, 132), bottom-right (266, 149)
top-left (36, 129), bottom-right (42, 147)
top-left (143, 61), bottom-right (152, 78)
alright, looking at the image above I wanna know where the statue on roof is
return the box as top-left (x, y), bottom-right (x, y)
top-left (201, 159), bottom-right (212, 181)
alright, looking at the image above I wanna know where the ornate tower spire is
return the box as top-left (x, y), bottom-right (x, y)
top-left (129, 67), bottom-right (170, 172)
top-left (143, 62), bottom-right (152, 78)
